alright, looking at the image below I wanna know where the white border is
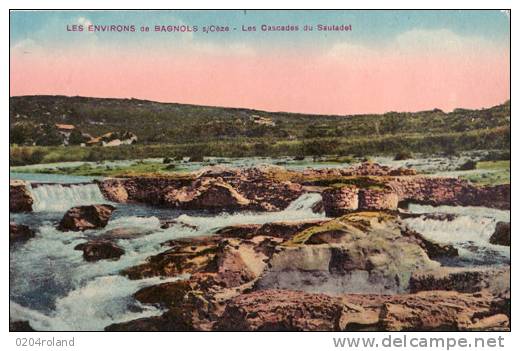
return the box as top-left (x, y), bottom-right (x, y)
top-left (2, 2), bottom-right (515, 350)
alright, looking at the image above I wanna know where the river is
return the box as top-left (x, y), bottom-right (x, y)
top-left (9, 172), bottom-right (510, 331)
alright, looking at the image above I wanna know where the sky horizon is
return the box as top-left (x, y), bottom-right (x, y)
top-left (10, 10), bottom-right (510, 115)
top-left (8, 93), bottom-right (510, 117)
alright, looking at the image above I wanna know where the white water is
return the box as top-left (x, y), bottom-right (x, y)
top-left (174, 192), bottom-right (324, 234)
top-left (10, 275), bottom-right (187, 331)
top-left (10, 192), bottom-right (324, 331)
top-left (30, 184), bottom-right (108, 212)
top-left (404, 204), bottom-right (510, 264)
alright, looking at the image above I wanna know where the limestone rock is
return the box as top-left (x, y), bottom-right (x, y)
top-left (489, 222), bottom-right (510, 246)
top-left (9, 180), bottom-right (33, 212)
top-left (9, 222), bottom-right (35, 243)
top-left (74, 240), bottom-right (125, 261)
top-left (58, 204), bottom-right (115, 232)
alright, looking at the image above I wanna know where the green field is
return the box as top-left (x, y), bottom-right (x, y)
top-left (461, 160), bottom-right (510, 185)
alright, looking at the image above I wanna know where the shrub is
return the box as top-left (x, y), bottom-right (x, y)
top-left (68, 130), bottom-right (91, 145)
top-left (458, 160), bottom-right (477, 170)
top-left (10, 147), bottom-right (46, 166)
top-left (480, 150), bottom-right (510, 162)
top-left (394, 151), bottom-right (413, 161)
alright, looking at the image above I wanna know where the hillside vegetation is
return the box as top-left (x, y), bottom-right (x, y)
top-left (9, 95), bottom-right (510, 165)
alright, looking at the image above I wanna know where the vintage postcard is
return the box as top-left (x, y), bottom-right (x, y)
top-left (9, 9), bottom-right (510, 336)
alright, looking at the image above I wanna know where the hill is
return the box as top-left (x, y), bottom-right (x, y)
top-left (9, 95), bottom-right (510, 165)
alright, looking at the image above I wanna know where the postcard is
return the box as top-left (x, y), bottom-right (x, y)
top-left (9, 9), bottom-right (510, 336)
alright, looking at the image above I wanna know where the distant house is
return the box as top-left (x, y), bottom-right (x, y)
top-left (87, 131), bottom-right (138, 147)
top-left (251, 115), bottom-right (275, 126)
top-left (55, 123), bottom-right (75, 134)
top-left (54, 124), bottom-right (76, 145)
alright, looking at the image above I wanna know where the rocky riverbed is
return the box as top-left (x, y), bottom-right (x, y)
top-left (9, 162), bottom-right (510, 331)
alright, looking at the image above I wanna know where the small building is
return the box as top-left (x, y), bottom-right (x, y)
top-left (55, 124), bottom-right (75, 132)
top-left (54, 124), bottom-right (76, 145)
top-left (251, 115), bottom-right (275, 127)
top-left (87, 131), bottom-right (138, 147)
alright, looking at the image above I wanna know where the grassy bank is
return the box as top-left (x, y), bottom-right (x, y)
top-left (461, 160), bottom-right (510, 185)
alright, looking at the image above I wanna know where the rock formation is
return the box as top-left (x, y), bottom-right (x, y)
top-left (97, 167), bottom-right (304, 212)
top-left (9, 222), bottom-right (35, 243)
top-left (74, 240), bottom-right (125, 261)
top-left (102, 210), bottom-right (506, 332)
top-left (9, 180), bottom-right (33, 212)
top-left (58, 204), bottom-right (115, 232)
top-left (490, 222), bottom-right (510, 246)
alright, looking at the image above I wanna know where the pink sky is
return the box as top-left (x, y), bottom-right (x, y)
top-left (10, 44), bottom-right (510, 115)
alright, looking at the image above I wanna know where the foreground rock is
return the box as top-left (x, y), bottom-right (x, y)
top-left (117, 287), bottom-right (507, 332)
top-left (123, 234), bottom-right (268, 284)
top-left (123, 212), bottom-right (452, 294)
top-left (9, 222), bottom-right (35, 243)
top-left (215, 289), bottom-right (348, 331)
top-left (409, 267), bottom-right (510, 296)
top-left (489, 222), bottom-right (510, 246)
top-left (10, 180), bottom-right (33, 212)
top-left (215, 289), bottom-right (508, 331)
top-left (104, 211), bottom-right (500, 332)
top-left (58, 204), bottom-right (115, 232)
top-left (254, 212), bottom-right (448, 294)
top-left (379, 290), bottom-right (508, 331)
top-left (74, 240), bottom-right (125, 261)
top-left (9, 320), bottom-right (35, 332)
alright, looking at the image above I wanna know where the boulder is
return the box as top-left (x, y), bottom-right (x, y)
top-left (164, 178), bottom-right (251, 211)
top-left (311, 200), bottom-right (324, 213)
top-left (322, 186), bottom-right (358, 217)
top-left (489, 222), bottom-right (510, 246)
top-left (256, 212), bottom-right (440, 294)
top-left (74, 240), bottom-right (125, 261)
top-left (96, 179), bottom-right (128, 202)
top-left (98, 177), bottom-right (191, 206)
top-left (400, 227), bottom-right (458, 259)
top-left (123, 235), bottom-right (267, 285)
top-left (98, 227), bottom-right (153, 240)
top-left (9, 180), bottom-right (33, 212)
top-left (122, 235), bottom-right (221, 279)
top-left (159, 219), bottom-right (198, 230)
top-left (106, 282), bottom-right (213, 331)
top-left (58, 204), bottom-right (115, 232)
top-left (322, 186), bottom-right (400, 215)
top-left (9, 222), bottom-right (35, 243)
top-left (358, 188), bottom-right (399, 211)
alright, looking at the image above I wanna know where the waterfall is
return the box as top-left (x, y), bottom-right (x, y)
top-left (403, 204), bottom-right (510, 265)
top-left (174, 192), bottom-right (324, 233)
top-left (284, 192), bottom-right (322, 212)
top-left (29, 184), bottom-right (107, 212)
